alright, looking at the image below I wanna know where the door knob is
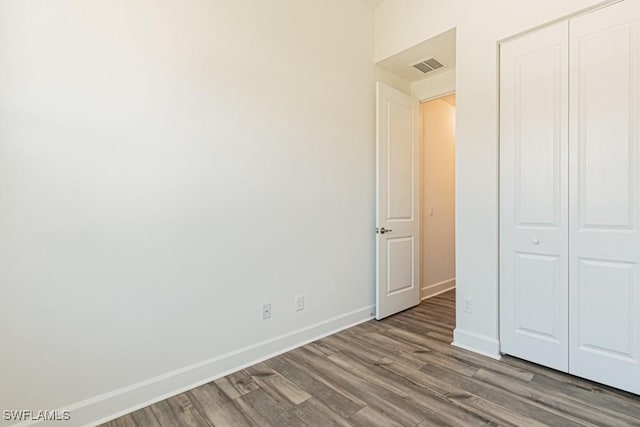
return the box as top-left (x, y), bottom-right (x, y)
top-left (532, 238), bottom-right (540, 245)
top-left (377, 227), bottom-right (393, 235)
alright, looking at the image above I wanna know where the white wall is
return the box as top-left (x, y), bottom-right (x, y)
top-left (0, 1), bottom-right (405, 425)
top-left (376, 0), bottom-right (616, 357)
top-left (412, 68), bottom-right (456, 101)
top-left (421, 95), bottom-right (456, 299)
top-left (374, 0), bottom-right (459, 62)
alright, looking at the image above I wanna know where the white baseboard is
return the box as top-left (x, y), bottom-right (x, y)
top-left (452, 328), bottom-right (501, 360)
top-left (18, 306), bottom-right (374, 427)
top-left (421, 278), bottom-right (456, 300)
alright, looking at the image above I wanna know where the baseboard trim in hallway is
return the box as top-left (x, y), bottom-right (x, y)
top-left (35, 305), bottom-right (374, 427)
top-left (421, 278), bottom-right (456, 300)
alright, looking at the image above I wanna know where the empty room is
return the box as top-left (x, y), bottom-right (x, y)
top-left (1, 1), bottom-right (639, 426)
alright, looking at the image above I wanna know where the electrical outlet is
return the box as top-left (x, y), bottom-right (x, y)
top-left (463, 298), bottom-right (473, 313)
top-left (295, 295), bottom-right (304, 311)
top-left (262, 303), bottom-right (271, 320)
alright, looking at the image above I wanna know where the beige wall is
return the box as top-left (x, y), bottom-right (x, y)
top-left (0, 1), bottom-right (406, 425)
top-left (422, 95), bottom-right (456, 298)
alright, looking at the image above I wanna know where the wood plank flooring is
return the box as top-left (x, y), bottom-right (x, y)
top-left (103, 291), bottom-right (640, 426)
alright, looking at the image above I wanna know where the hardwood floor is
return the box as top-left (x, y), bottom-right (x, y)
top-left (103, 290), bottom-right (640, 426)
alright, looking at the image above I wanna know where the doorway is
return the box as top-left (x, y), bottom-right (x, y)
top-left (420, 94), bottom-right (456, 301)
top-left (374, 84), bottom-right (456, 320)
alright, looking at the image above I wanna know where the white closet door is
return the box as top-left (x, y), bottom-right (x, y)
top-left (569, 1), bottom-right (640, 394)
top-left (500, 21), bottom-right (569, 372)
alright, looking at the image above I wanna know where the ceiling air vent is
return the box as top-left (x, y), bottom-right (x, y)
top-left (412, 57), bottom-right (445, 74)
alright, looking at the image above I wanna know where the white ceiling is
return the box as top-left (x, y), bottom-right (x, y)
top-left (360, 0), bottom-right (385, 10)
top-left (376, 28), bottom-right (456, 83)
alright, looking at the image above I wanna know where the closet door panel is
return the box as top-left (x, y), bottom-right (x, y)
top-left (500, 21), bottom-right (569, 372)
top-left (569, 0), bottom-right (640, 394)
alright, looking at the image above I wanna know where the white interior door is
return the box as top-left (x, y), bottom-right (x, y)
top-left (569, 1), bottom-right (640, 394)
top-left (499, 21), bottom-right (570, 372)
top-left (376, 82), bottom-right (421, 320)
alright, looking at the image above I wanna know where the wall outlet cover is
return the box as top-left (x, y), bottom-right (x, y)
top-left (262, 303), bottom-right (272, 320)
